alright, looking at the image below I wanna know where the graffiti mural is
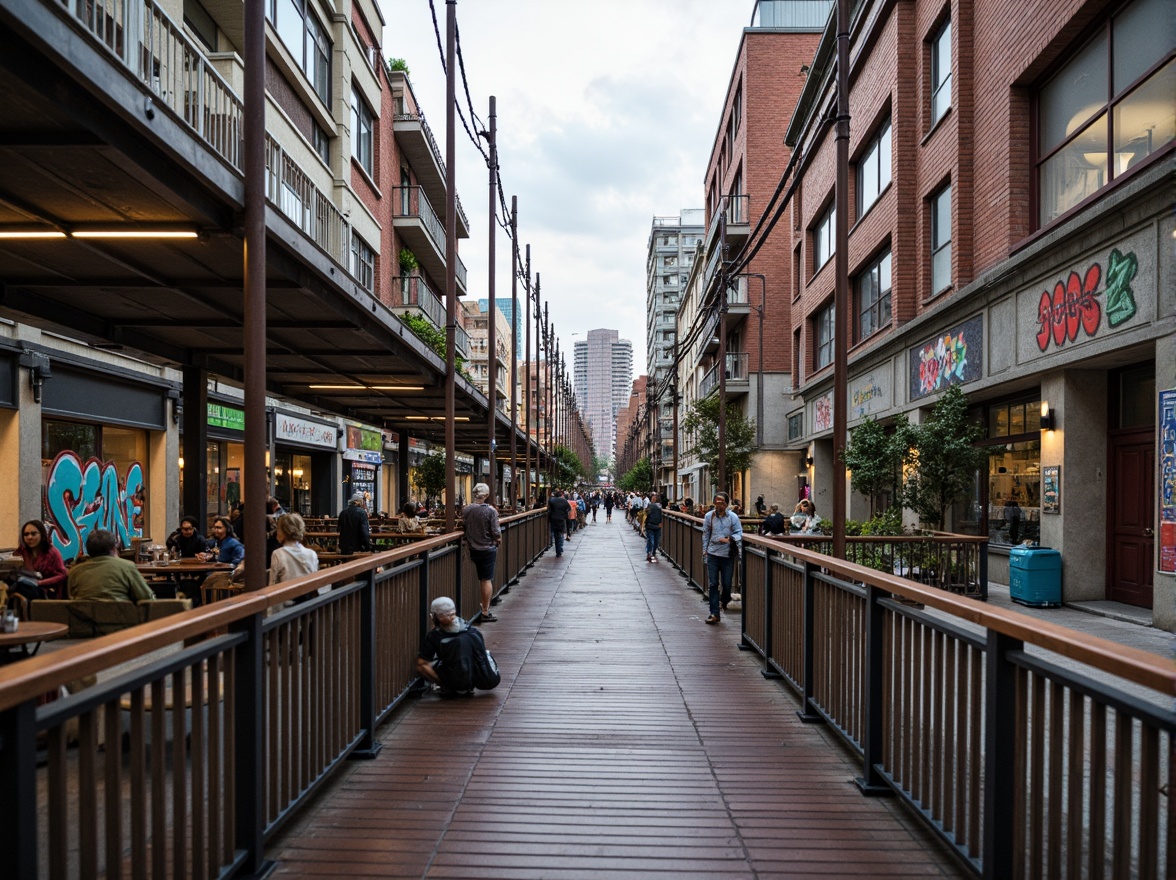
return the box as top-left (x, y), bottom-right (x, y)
top-left (44, 451), bottom-right (145, 562)
top-left (813, 393), bottom-right (833, 433)
top-left (909, 315), bottom-right (983, 401)
top-left (1035, 248), bottom-right (1138, 353)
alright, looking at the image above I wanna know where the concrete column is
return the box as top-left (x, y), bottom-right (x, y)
top-left (1040, 369), bottom-right (1108, 602)
top-left (811, 439), bottom-right (835, 520)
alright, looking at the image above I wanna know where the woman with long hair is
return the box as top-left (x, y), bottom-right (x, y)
top-left (14, 519), bottom-right (68, 598)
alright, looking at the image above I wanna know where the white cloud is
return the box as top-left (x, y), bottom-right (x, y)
top-left (378, 0), bottom-right (753, 372)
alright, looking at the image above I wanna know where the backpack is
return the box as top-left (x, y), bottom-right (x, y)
top-left (436, 626), bottom-right (501, 691)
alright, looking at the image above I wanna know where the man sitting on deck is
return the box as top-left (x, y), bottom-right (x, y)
top-left (68, 529), bottom-right (155, 603)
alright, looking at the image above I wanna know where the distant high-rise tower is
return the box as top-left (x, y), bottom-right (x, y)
top-left (573, 329), bottom-right (633, 462)
top-left (477, 298), bottom-right (523, 358)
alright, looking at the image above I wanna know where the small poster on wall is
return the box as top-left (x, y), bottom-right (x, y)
top-left (1159, 389), bottom-right (1176, 572)
top-left (1042, 466), bottom-right (1060, 514)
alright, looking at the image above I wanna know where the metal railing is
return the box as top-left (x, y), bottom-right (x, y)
top-left (266, 135), bottom-right (350, 268)
top-left (391, 109), bottom-right (470, 233)
top-left (55, 0), bottom-right (245, 172)
top-left (454, 322), bottom-right (470, 359)
top-left (393, 275), bottom-right (445, 331)
top-left (0, 511), bottom-right (549, 879)
top-left (699, 351), bottom-right (749, 398)
top-left (660, 512), bottom-right (1174, 878)
top-left (391, 186), bottom-right (468, 289)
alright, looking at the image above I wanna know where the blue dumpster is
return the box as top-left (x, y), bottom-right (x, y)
top-left (1009, 546), bottom-right (1062, 607)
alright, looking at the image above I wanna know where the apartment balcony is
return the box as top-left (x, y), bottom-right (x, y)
top-left (267, 136), bottom-right (350, 269)
top-left (702, 194), bottom-right (751, 287)
top-left (724, 275), bottom-right (751, 327)
top-left (699, 352), bottom-right (750, 399)
top-left (694, 308), bottom-right (721, 365)
top-left (392, 186), bottom-right (469, 295)
top-left (392, 275), bottom-right (446, 331)
top-left (389, 76), bottom-right (471, 239)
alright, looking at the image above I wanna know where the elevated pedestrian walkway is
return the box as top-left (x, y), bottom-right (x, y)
top-left (268, 518), bottom-right (967, 878)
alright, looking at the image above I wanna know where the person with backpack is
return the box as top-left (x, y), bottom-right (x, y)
top-left (416, 597), bottom-right (500, 696)
top-left (644, 492), bottom-right (664, 563)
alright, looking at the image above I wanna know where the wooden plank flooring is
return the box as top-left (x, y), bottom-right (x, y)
top-left (269, 518), bottom-right (968, 879)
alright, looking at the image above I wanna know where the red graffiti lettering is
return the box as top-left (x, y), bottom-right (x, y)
top-left (1036, 262), bottom-right (1103, 352)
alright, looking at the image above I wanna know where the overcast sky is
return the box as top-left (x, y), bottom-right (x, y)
top-left (378, 0), bottom-right (758, 375)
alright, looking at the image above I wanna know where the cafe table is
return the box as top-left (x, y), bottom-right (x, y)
top-left (0, 620), bottom-right (68, 663)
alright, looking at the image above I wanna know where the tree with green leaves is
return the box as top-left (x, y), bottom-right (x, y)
top-left (414, 450), bottom-right (447, 508)
top-left (681, 395), bottom-right (755, 493)
top-left (843, 414), bottom-right (914, 517)
top-left (903, 385), bottom-right (987, 530)
top-left (618, 457), bottom-right (653, 493)
top-left (551, 444), bottom-right (583, 486)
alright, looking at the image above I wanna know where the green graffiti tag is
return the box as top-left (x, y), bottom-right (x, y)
top-left (1104, 247), bottom-right (1138, 327)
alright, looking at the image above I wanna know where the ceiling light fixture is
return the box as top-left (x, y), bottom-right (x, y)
top-left (309, 383), bottom-right (425, 391)
top-left (0, 230), bottom-right (67, 239)
top-left (71, 229), bottom-right (198, 239)
top-left (404, 415), bottom-right (469, 422)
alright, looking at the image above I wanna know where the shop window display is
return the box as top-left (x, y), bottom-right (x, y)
top-left (987, 441), bottom-right (1041, 546)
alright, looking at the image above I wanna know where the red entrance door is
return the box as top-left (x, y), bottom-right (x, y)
top-left (1107, 430), bottom-right (1155, 606)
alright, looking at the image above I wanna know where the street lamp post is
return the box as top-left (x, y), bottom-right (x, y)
top-left (509, 198), bottom-right (518, 507)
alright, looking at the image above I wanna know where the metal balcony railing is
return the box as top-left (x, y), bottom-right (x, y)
top-left (699, 351), bottom-right (750, 398)
top-left (267, 135), bottom-right (350, 268)
top-left (392, 185), bottom-right (468, 289)
top-left (391, 108), bottom-right (470, 232)
top-left (393, 275), bottom-right (446, 330)
top-left (454, 323), bottom-right (470, 359)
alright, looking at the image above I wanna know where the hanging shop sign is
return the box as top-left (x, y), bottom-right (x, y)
top-left (343, 449), bottom-right (384, 464)
top-left (1160, 389), bottom-right (1176, 573)
top-left (909, 314), bottom-right (983, 401)
top-left (208, 403), bottom-right (245, 432)
top-left (274, 412), bottom-right (337, 449)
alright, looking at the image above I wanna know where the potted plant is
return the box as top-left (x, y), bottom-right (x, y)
top-left (398, 248), bottom-right (419, 276)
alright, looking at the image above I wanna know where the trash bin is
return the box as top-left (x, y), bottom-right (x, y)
top-left (1008, 546), bottom-right (1061, 607)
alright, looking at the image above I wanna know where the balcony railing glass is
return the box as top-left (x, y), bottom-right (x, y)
top-left (699, 351), bottom-right (750, 398)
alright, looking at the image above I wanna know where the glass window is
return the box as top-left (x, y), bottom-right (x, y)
top-left (986, 441), bottom-right (1041, 546)
top-left (857, 119), bottom-right (892, 216)
top-left (313, 123), bottom-right (330, 164)
top-left (351, 232), bottom-right (374, 291)
top-left (351, 87), bottom-right (373, 175)
top-left (273, 0), bottom-right (304, 69)
top-left (305, 12), bottom-right (331, 104)
top-left (931, 19), bottom-right (952, 123)
top-left (183, 0), bottom-right (217, 51)
top-left (1038, 0), bottom-right (1174, 225)
top-left (815, 302), bottom-right (835, 369)
top-left (856, 250), bottom-right (892, 341)
top-left (930, 185), bottom-right (952, 294)
top-left (813, 203), bottom-right (835, 272)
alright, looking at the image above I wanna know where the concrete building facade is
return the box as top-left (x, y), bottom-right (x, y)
top-left (573, 329), bottom-right (633, 463)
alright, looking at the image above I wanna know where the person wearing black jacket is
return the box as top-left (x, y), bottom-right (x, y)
top-left (644, 492), bottom-right (664, 562)
top-left (547, 488), bottom-right (571, 558)
top-left (337, 493), bottom-right (373, 555)
top-left (166, 516), bottom-right (208, 558)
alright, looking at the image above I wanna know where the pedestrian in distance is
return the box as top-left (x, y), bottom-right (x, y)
top-left (754, 495), bottom-right (767, 516)
top-left (702, 492), bottom-right (743, 625)
top-left (463, 482), bottom-right (501, 621)
top-left (603, 492), bottom-right (615, 523)
top-left (644, 492), bottom-right (664, 562)
top-left (547, 488), bottom-right (571, 557)
top-left (337, 492), bottom-right (373, 555)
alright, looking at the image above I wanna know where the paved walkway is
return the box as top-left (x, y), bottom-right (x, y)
top-left (268, 517), bottom-right (967, 879)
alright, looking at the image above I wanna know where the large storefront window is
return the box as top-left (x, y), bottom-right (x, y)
top-left (951, 395), bottom-right (1042, 545)
top-left (42, 419), bottom-right (149, 558)
top-left (274, 452), bottom-right (314, 515)
top-left (207, 440), bottom-right (244, 516)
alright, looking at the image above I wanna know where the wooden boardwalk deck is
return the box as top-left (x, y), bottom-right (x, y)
top-left (268, 517), bottom-right (968, 879)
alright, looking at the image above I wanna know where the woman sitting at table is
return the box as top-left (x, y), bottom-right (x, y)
top-left (206, 517), bottom-right (245, 567)
top-left (270, 513), bottom-right (319, 604)
top-left (13, 519), bottom-right (68, 599)
top-left (397, 502), bottom-right (424, 534)
top-left (165, 515), bottom-right (208, 558)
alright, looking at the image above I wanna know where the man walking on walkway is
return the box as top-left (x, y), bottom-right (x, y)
top-left (645, 492), bottom-right (664, 562)
top-left (547, 488), bottom-right (571, 557)
top-left (337, 492), bottom-right (373, 555)
top-left (463, 482), bottom-right (501, 621)
top-left (702, 492), bottom-right (742, 625)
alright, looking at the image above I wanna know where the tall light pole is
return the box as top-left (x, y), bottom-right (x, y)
top-left (523, 243), bottom-right (532, 502)
top-left (442, 0), bottom-right (457, 532)
top-left (509, 198), bottom-right (518, 507)
top-left (833, 0), bottom-right (850, 558)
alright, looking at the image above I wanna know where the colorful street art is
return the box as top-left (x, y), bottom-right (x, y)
top-left (1035, 248), bottom-right (1138, 353)
top-left (44, 451), bottom-right (145, 562)
top-left (909, 315), bottom-right (983, 401)
top-left (1161, 389), bottom-right (1176, 573)
top-left (851, 378), bottom-right (883, 419)
top-left (813, 393), bottom-right (833, 433)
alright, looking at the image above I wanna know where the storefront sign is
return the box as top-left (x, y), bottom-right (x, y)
top-left (44, 452), bottom-right (145, 562)
top-left (274, 412), bottom-right (337, 449)
top-left (813, 392), bottom-right (833, 433)
top-left (345, 425), bottom-right (383, 452)
top-left (343, 449), bottom-right (383, 464)
top-left (208, 403), bottom-right (245, 432)
top-left (909, 315), bottom-right (983, 401)
top-left (1160, 389), bottom-right (1176, 573)
top-left (1035, 248), bottom-right (1139, 353)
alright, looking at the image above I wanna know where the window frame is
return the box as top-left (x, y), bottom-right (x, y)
top-left (930, 18), bottom-right (952, 125)
top-left (814, 301), bottom-right (835, 370)
top-left (350, 231), bottom-right (375, 291)
top-left (930, 185), bottom-right (952, 295)
top-left (856, 248), bottom-right (892, 342)
top-left (856, 118), bottom-right (892, 218)
top-left (351, 86), bottom-right (374, 176)
top-left (1035, 0), bottom-right (1174, 227)
top-left (813, 202), bottom-right (836, 273)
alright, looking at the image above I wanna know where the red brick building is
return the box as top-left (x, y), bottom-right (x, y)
top-left (786, 0), bottom-right (1173, 623)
